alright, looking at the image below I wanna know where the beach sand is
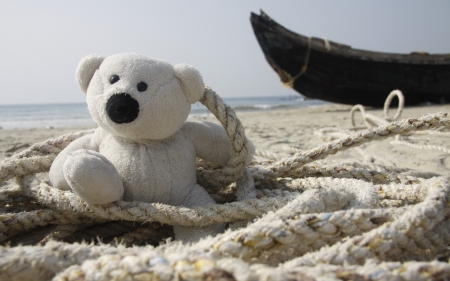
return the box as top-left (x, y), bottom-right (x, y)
top-left (1, 103), bottom-right (449, 179)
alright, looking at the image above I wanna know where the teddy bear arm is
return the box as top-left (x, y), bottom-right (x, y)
top-left (181, 121), bottom-right (232, 166)
top-left (182, 121), bottom-right (254, 165)
top-left (49, 134), bottom-right (99, 190)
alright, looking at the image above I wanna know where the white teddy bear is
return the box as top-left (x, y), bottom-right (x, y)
top-left (49, 53), bottom-right (254, 242)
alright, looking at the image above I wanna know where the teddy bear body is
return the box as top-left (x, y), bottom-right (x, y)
top-left (49, 53), bottom-right (254, 242)
top-left (98, 128), bottom-right (198, 204)
top-left (76, 123), bottom-right (225, 205)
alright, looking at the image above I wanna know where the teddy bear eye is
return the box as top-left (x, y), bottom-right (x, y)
top-left (137, 82), bottom-right (148, 92)
top-left (110, 75), bottom-right (120, 84)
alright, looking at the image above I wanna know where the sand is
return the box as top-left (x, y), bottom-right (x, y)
top-left (1, 103), bottom-right (450, 179)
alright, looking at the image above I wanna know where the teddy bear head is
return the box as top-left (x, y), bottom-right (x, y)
top-left (75, 53), bottom-right (205, 141)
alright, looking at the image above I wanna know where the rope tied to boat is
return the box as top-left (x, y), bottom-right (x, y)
top-left (323, 37), bottom-right (331, 51)
top-left (1, 88), bottom-right (450, 280)
top-left (282, 37), bottom-right (312, 89)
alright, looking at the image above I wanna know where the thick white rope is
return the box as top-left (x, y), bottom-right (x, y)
top-left (40, 178), bottom-right (447, 281)
top-left (263, 112), bottom-right (449, 179)
top-left (349, 89), bottom-right (450, 155)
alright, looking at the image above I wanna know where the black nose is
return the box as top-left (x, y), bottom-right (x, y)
top-left (106, 93), bottom-right (139, 124)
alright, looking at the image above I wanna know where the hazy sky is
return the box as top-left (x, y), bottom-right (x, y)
top-left (1, 1), bottom-right (449, 105)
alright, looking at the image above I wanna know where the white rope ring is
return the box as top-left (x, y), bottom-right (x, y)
top-left (384, 89), bottom-right (405, 121)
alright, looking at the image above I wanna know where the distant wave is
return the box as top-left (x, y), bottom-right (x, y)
top-left (190, 96), bottom-right (328, 115)
top-left (233, 104), bottom-right (289, 110)
top-left (189, 103), bottom-right (290, 115)
top-left (0, 118), bottom-right (96, 130)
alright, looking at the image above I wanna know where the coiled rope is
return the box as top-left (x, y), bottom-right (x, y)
top-left (0, 88), bottom-right (450, 280)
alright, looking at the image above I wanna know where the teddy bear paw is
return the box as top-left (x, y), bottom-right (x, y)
top-left (63, 149), bottom-right (124, 205)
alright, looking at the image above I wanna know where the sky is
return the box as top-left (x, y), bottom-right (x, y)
top-left (0, 1), bottom-right (449, 105)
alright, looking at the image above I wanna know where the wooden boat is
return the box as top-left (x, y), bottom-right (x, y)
top-left (250, 11), bottom-right (450, 106)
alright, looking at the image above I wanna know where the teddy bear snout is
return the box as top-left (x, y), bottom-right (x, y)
top-left (106, 93), bottom-right (140, 124)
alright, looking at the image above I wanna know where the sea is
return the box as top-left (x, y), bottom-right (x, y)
top-left (0, 95), bottom-right (329, 129)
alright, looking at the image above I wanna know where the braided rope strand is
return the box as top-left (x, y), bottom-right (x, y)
top-left (269, 112), bottom-right (449, 178)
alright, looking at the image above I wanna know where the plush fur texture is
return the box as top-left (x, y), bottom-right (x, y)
top-left (49, 53), bottom-right (254, 243)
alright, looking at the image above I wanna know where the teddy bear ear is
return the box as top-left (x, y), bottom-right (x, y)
top-left (76, 54), bottom-right (106, 93)
top-left (173, 64), bottom-right (205, 104)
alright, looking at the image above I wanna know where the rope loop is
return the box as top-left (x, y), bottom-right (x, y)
top-left (348, 90), bottom-right (450, 155)
top-left (350, 90), bottom-right (405, 128)
top-left (200, 86), bottom-right (256, 200)
top-left (384, 89), bottom-right (405, 121)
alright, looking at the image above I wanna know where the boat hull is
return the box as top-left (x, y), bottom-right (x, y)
top-left (251, 11), bottom-right (450, 106)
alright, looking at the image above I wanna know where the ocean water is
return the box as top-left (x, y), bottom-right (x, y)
top-left (0, 103), bottom-right (95, 129)
top-left (0, 95), bottom-right (329, 129)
